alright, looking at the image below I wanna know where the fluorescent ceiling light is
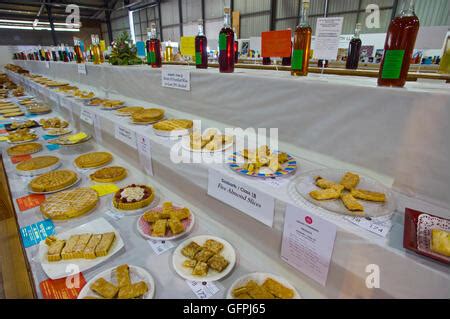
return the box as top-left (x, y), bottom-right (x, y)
top-left (128, 10), bottom-right (136, 43)
top-left (0, 25), bottom-right (79, 32)
top-left (0, 19), bottom-right (80, 28)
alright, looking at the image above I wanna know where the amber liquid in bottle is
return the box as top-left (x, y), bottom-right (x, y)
top-left (292, 1), bottom-right (312, 76)
top-left (195, 22), bottom-right (208, 69)
top-left (378, 0), bottom-right (420, 87)
top-left (149, 39), bottom-right (162, 68)
top-left (92, 45), bottom-right (101, 64)
top-left (219, 8), bottom-right (235, 73)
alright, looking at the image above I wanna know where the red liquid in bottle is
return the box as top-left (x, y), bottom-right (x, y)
top-left (346, 38), bottom-right (362, 69)
top-left (234, 40), bottom-right (239, 63)
top-left (378, 13), bottom-right (419, 87)
top-left (195, 35), bottom-right (208, 69)
top-left (219, 27), bottom-right (235, 73)
top-left (149, 39), bottom-right (162, 68)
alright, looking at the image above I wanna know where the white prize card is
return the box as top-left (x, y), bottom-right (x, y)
top-left (161, 68), bottom-right (191, 91)
top-left (114, 124), bottom-right (137, 149)
top-left (77, 63), bottom-right (87, 75)
top-left (185, 280), bottom-right (220, 299)
top-left (281, 204), bottom-right (336, 286)
top-left (137, 134), bottom-right (154, 176)
top-left (207, 168), bottom-right (275, 227)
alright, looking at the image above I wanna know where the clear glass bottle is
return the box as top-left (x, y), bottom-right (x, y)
top-left (147, 23), bottom-right (162, 68)
top-left (346, 23), bottom-right (362, 69)
top-left (219, 7), bottom-right (235, 73)
top-left (165, 39), bottom-right (173, 62)
top-left (195, 19), bottom-right (208, 69)
top-left (378, 0), bottom-right (420, 87)
top-left (291, 0), bottom-right (312, 76)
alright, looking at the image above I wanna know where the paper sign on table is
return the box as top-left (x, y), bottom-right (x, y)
top-left (42, 134), bottom-right (58, 140)
top-left (137, 134), bottom-right (153, 176)
top-left (40, 273), bottom-right (86, 299)
top-left (45, 61), bottom-right (50, 68)
top-left (0, 129), bottom-right (6, 134)
top-left (80, 108), bottom-right (94, 125)
top-left (180, 36), bottom-right (196, 57)
top-left (46, 144), bottom-right (60, 151)
top-left (344, 216), bottom-right (392, 238)
top-left (104, 209), bottom-right (124, 221)
top-left (147, 239), bottom-right (174, 255)
top-left (20, 219), bottom-right (55, 248)
top-left (77, 63), bottom-right (87, 75)
top-left (0, 136), bottom-right (8, 142)
top-left (16, 194), bottom-right (46, 211)
top-left (207, 168), bottom-right (275, 227)
top-left (93, 112), bottom-right (102, 143)
top-left (114, 124), bottom-right (137, 149)
top-left (161, 68), bottom-right (191, 91)
top-left (90, 184), bottom-right (119, 197)
top-left (11, 154), bottom-right (32, 164)
top-left (0, 124), bottom-right (5, 129)
top-left (314, 17), bottom-right (344, 60)
top-left (261, 30), bottom-right (292, 58)
top-left (259, 177), bottom-right (292, 189)
top-left (186, 280), bottom-right (220, 299)
top-left (281, 204), bottom-right (336, 286)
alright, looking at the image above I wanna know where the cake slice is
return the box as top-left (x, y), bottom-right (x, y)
top-left (83, 234), bottom-right (102, 259)
top-left (46, 236), bottom-right (66, 262)
top-left (61, 235), bottom-right (80, 260)
top-left (95, 232), bottom-right (115, 257)
top-left (118, 281), bottom-right (148, 299)
top-left (116, 264), bottom-right (131, 288)
top-left (72, 234), bottom-right (92, 259)
top-left (90, 278), bottom-right (118, 299)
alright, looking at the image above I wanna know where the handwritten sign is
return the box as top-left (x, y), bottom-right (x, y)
top-left (180, 36), bottom-right (196, 57)
top-left (186, 280), bottom-right (220, 299)
top-left (207, 169), bottom-right (275, 227)
top-left (344, 216), bottom-right (392, 237)
top-left (162, 68), bottom-right (191, 91)
top-left (80, 108), bottom-right (94, 125)
top-left (114, 124), bottom-right (137, 149)
top-left (137, 134), bottom-right (153, 176)
top-left (281, 204), bottom-right (336, 286)
top-left (261, 30), bottom-right (292, 57)
top-left (77, 63), bottom-right (87, 75)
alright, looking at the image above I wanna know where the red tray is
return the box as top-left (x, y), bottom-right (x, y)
top-left (403, 208), bottom-right (449, 264)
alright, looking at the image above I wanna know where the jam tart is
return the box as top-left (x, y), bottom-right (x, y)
top-left (113, 184), bottom-right (155, 211)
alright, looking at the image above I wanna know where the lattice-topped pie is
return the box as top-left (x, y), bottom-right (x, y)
top-left (153, 119), bottom-right (193, 131)
top-left (16, 155), bottom-right (59, 172)
top-left (7, 142), bottom-right (42, 156)
top-left (29, 169), bottom-right (78, 192)
top-left (74, 152), bottom-right (113, 169)
top-left (40, 187), bottom-right (99, 220)
top-left (113, 184), bottom-right (155, 211)
top-left (90, 166), bottom-right (127, 183)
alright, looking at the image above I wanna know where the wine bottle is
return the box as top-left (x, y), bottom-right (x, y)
top-left (291, 0), bottom-right (312, 76)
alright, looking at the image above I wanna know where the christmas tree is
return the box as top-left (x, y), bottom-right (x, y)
top-left (109, 31), bottom-right (142, 65)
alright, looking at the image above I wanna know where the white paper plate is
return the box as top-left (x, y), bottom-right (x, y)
top-left (172, 235), bottom-right (236, 282)
top-left (137, 204), bottom-right (195, 241)
top-left (226, 272), bottom-right (301, 299)
top-left (181, 136), bottom-right (234, 153)
top-left (27, 174), bottom-right (81, 195)
top-left (153, 127), bottom-right (191, 138)
top-left (77, 265), bottom-right (155, 299)
top-left (16, 160), bottom-right (61, 177)
top-left (38, 218), bottom-right (125, 280)
top-left (293, 169), bottom-right (395, 218)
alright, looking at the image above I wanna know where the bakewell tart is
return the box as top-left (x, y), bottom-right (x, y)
top-left (16, 155), bottom-right (60, 172)
top-left (113, 184), bottom-right (155, 211)
top-left (7, 142), bottom-right (42, 156)
top-left (153, 119), bottom-right (193, 131)
top-left (29, 169), bottom-right (78, 193)
top-left (74, 152), bottom-right (113, 169)
top-left (131, 108), bottom-right (165, 124)
top-left (40, 187), bottom-right (99, 220)
top-left (90, 166), bottom-right (127, 183)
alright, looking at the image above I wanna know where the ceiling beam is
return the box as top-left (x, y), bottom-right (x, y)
top-left (0, 0), bottom-right (113, 11)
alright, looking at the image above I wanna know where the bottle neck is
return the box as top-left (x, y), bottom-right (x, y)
top-left (353, 28), bottom-right (361, 39)
top-left (299, 2), bottom-right (310, 27)
top-left (224, 13), bottom-right (231, 28)
top-left (400, 0), bottom-right (416, 17)
top-left (198, 24), bottom-right (204, 36)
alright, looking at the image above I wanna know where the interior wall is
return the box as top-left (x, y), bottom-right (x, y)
top-left (0, 46), bottom-right (12, 67)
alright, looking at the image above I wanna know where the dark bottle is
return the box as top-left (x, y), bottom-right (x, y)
top-left (282, 40), bottom-right (292, 66)
top-left (346, 23), bottom-right (362, 69)
top-left (262, 57), bottom-right (271, 65)
top-left (292, 0), bottom-right (312, 76)
top-left (58, 45), bottom-right (64, 61)
top-left (195, 20), bottom-right (208, 69)
top-left (147, 23), bottom-right (162, 68)
top-left (51, 47), bottom-right (58, 62)
top-left (219, 7), bottom-right (235, 73)
top-left (378, 0), bottom-right (420, 87)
